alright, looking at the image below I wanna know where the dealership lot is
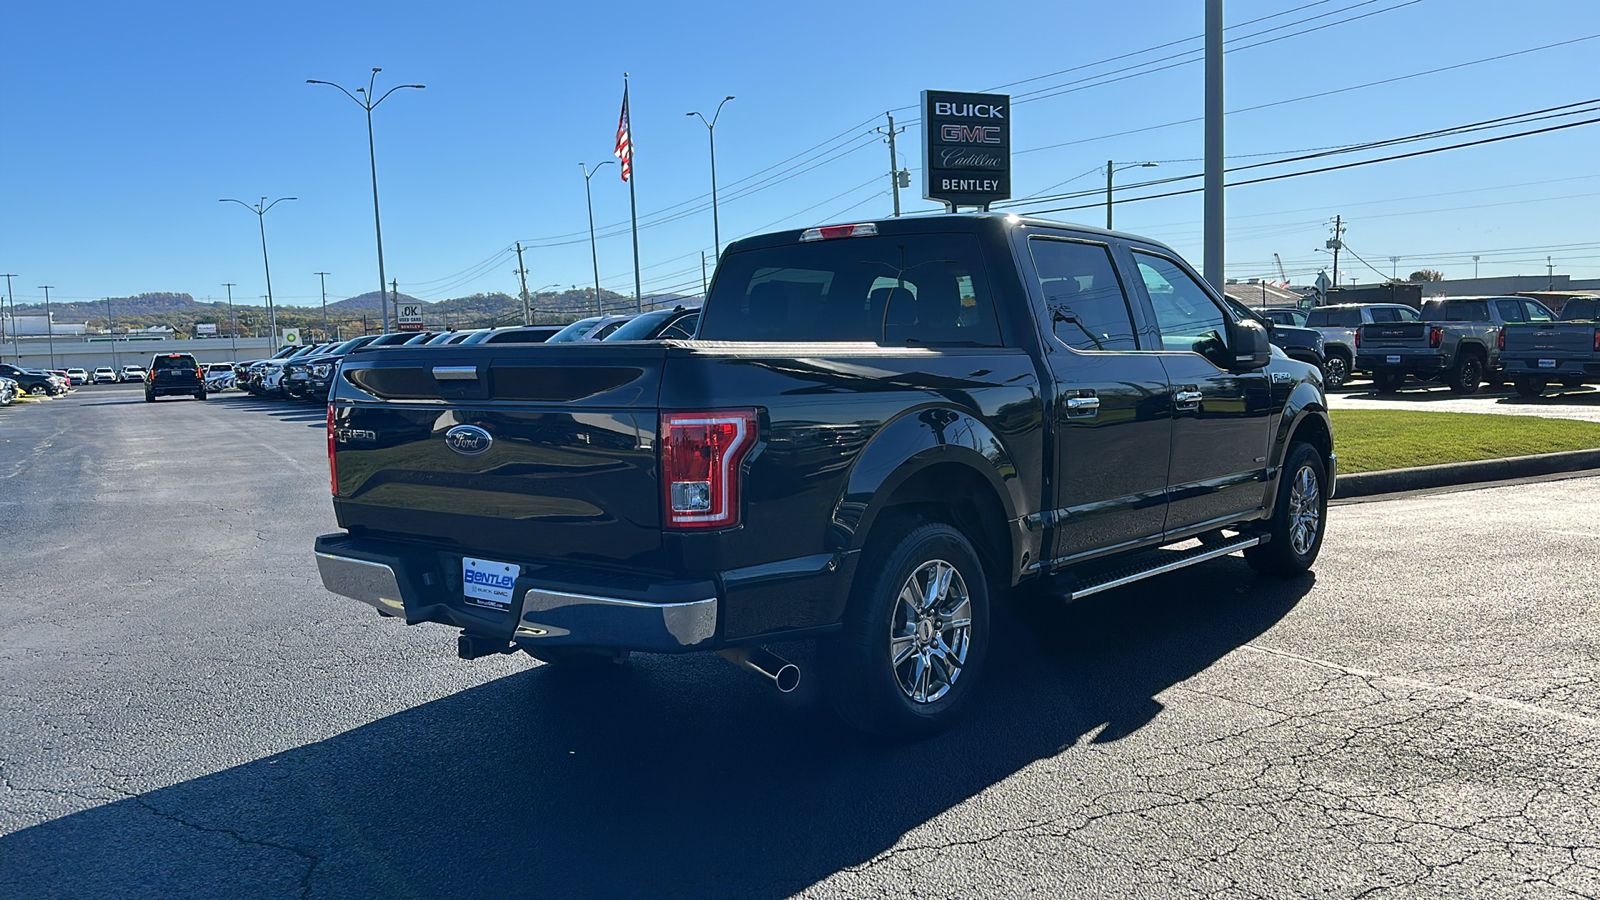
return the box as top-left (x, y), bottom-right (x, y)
top-left (0, 384), bottom-right (1596, 898)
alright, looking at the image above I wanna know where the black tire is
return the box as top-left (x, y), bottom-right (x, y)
top-left (1245, 441), bottom-right (1328, 577)
top-left (1373, 369), bottom-right (1406, 394)
top-left (144, 391), bottom-right (155, 402)
top-left (195, 390), bottom-right (208, 401)
top-left (822, 518), bottom-right (990, 739)
top-left (1560, 378), bottom-right (1587, 389)
top-left (1513, 377), bottom-right (1546, 399)
top-left (1322, 354), bottom-right (1349, 390)
top-left (1449, 353), bottom-right (1484, 395)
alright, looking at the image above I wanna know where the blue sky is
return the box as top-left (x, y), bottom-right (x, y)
top-left (2, 0), bottom-right (1597, 309)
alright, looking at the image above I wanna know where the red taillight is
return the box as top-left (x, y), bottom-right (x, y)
top-left (1429, 326), bottom-right (1444, 349)
top-left (195, 367), bottom-right (203, 379)
top-left (326, 403), bottom-right (338, 497)
top-left (1497, 328), bottom-right (1505, 351)
top-left (660, 409), bottom-right (757, 530)
top-left (1354, 328), bottom-right (1361, 348)
top-left (1594, 328), bottom-right (1600, 352)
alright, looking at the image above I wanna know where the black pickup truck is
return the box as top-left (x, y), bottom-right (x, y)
top-left (314, 214), bottom-right (1335, 738)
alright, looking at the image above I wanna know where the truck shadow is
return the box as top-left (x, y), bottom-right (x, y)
top-left (0, 559), bottom-right (1312, 899)
top-left (215, 393), bottom-right (329, 426)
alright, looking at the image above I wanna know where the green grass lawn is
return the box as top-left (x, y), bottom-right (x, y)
top-left (1330, 409), bottom-right (1600, 473)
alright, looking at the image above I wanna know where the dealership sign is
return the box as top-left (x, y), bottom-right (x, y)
top-left (921, 90), bottom-right (1011, 210)
top-left (397, 302), bottom-right (424, 332)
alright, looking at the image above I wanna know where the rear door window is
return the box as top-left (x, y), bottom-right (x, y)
top-left (1495, 299), bottom-right (1526, 323)
top-left (1368, 307), bottom-right (1402, 323)
top-left (1523, 300), bottom-right (1555, 322)
top-left (151, 355), bottom-right (197, 370)
top-left (1027, 237), bottom-right (1138, 352)
top-left (699, 233), bottom-right (1001, 346)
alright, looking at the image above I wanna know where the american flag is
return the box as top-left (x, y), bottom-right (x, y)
top-left (614, 85), bottom-right (633, 182)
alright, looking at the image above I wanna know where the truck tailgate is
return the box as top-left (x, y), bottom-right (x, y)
top-left (1357, 321), bottom-right (1429, 348)
top-left (1502, 323), bottom-right (1596, 355)
top-left (329, 345), bottom-right (668, 567)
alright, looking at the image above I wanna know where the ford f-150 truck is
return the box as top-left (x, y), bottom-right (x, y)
top-left (313, 214), bottom-right (1336, 738)
top-left (1500, 296), bottom-right (1600, 397)
top-left (1355, 296), bottom-right (1556, 394)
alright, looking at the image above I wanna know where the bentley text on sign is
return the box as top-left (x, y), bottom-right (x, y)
top-left (922, 90), bottom-right (1011, 209)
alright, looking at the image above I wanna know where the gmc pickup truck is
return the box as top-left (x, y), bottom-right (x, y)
top-left (1355, 296), bottom-right (1556, 394)
top-left (314, 214), bottom-right (1336, 738)
top-left (1500, 296), bottom-right (1600, 397)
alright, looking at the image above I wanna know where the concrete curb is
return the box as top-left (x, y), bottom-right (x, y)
top-left (1337, 447), bottom-right (1600, 498)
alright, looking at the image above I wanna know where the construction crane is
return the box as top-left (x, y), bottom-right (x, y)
top-left (1273, 253), bottom-right (1289, 285)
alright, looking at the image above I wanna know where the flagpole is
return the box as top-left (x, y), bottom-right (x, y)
top-left (625, 73), bottom-right (643, 314)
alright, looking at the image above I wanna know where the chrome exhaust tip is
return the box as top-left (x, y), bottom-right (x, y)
top-left (718, 646), bottom-right (800, 693)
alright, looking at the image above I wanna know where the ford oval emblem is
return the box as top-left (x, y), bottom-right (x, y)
top-left (445, 424), bottom-right (493, 456)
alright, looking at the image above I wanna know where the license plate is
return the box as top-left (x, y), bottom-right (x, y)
top-left (462, 557), bottom-right (521, 611)
top-left (1386, 355), bottom-right (1401, 364)
top-left (1539, 359), bottom-right (1556, 368)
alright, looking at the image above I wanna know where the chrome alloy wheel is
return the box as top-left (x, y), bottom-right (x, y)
top-left (889, 559), bottom-right (973, 704)
top-left (1288, 464), bottom-right (1322, 556)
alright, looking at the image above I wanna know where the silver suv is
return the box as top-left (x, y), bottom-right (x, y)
top-left (1304, 303), bottom-right (1419, 389)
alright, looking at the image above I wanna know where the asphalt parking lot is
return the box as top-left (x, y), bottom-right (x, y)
top-left (1, 384), bottom-right (1597, 898)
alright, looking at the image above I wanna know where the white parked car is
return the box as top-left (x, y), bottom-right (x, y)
top-left (204, 362), bottom-right (237, 391)
top-left (93, 367), bottom-right (119, 384)
top-left (120, 365), bottom-right (148, 383)
top-left (65, 368), bottom-right (91, 385)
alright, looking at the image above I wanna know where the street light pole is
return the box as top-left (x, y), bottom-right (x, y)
top-left (1, 275), bottom-right (16, 364)
top-left (222, 283), bottom-right (239, 358)
top-left (104, 295), bottom-right (119, 371)
top-left (1105, 160), bottom-right (1158, 230)
top-left (307, 69), bottom-right (425, 333)
top-left (581, 160), bottom-right (614, 317)
top-left (220, 196), bottom-right (295, 344)
top-left (39, 285), bottom-right (56, 369)
top-left (687, 96), bottom-right (735, 258)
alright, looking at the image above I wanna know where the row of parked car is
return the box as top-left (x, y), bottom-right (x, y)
top-left (1259, 296), bottom-right (1599, 398)
top-left (229, 308), bottom-right (701, 401)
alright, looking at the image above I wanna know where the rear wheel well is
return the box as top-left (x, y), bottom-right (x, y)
top-left (872, 463), bottom-right (1011, 590)
top-left (1328, 345), bottom-right (1352, 362)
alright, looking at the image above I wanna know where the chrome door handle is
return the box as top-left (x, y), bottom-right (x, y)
top-left (1065, 396), bottom-right (1100, 418)
top-left (431, 366), bottom-right (478, 381)
top-left (1174, 389), bottom-right (1203, 410)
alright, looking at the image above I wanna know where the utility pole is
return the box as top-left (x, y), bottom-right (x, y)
top-left (1328, 215), bottom-right (1345, 288)
top-left (2, 275), bottom-right (18, 363)
top-left (514, 242), bottom-right (532, 325)
top-left (223, 283), bottom-right (239, 358)
top-left (315, 272), bottom-right (331, 339)
top-left (1473, 255), bottom-right (1481, 279)
top-left (39, 285), bottom-right (57, 369)
top-left (1203, 0), bottom-right (1224, 291)
top-left (1548, 256), bottom-right (1555, 289)
top-left (877, 112), bottom-right (907, 217)
top-left (391, 279), bottom-right (399, 330)
top-left (1389, 256), bottom-right (1399, 281)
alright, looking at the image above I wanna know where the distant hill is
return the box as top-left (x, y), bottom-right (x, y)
top-left (327, 290), bottom-right (425, 312)
top-left (8, 286), bottom-right (700, 338)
